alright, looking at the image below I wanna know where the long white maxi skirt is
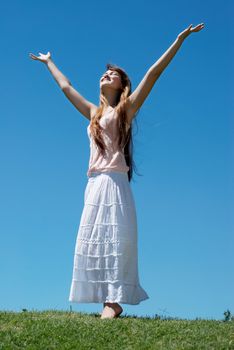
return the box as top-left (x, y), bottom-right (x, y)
top-left (68, 171), bottom-right (149, 305)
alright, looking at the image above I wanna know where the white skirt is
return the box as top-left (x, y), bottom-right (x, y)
top-left (68, 171), bottom-right (149, 305)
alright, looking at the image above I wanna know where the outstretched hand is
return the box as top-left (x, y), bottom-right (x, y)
top-left (29, 51), bottom-right (51, 63)
top-left (178, 23), bottom-right (205, 40)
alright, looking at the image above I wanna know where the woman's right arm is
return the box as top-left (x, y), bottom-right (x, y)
top-left (29, 51), bottom-right (97, 121)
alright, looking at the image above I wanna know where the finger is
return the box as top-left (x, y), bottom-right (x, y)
top-left (29, 53), bottom-right (38, 59)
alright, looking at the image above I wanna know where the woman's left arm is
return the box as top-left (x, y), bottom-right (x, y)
top-left (151, 23), bottom-right (205, 75)
top-left (126, 23), bottom-right (205, 122)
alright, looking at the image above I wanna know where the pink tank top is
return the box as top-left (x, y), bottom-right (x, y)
top-left (87, 108), bottom-right (130, 176)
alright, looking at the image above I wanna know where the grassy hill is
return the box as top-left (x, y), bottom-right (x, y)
top-left (0, 310), bottom-right (233, 349)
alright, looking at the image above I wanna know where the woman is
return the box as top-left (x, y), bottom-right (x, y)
top-left (29, 23), bottom-right (205, 319)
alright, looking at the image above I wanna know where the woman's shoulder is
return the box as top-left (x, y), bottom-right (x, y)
top-left (90, 105), bottom-right (99, 120)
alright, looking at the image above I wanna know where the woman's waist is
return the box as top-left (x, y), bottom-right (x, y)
top-left (88, 169), bottom-right (128, 179)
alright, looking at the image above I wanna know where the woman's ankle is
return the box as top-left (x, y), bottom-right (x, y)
top-left (104, 302), bottom-right (122, 308)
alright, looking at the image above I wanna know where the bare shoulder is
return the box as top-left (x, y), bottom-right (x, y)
top-left (90, 104), bottom-right (99, 120)
top-left (125, 97), bottom-right (136, 125)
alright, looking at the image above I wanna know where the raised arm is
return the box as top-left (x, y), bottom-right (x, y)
top-left (29, 51), bottom-right (97, 121)
top-left (126, 23), bottom-right (205, 124)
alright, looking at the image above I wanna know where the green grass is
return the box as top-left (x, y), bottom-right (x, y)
top-left (0, 310), bottom-right (233, 349)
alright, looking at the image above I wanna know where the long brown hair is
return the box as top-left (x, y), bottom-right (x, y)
top-left (89, 63), bottom-right (141, 182)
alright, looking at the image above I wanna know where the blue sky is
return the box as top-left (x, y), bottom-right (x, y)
top-left (0, 0), bottom-right (233, 320)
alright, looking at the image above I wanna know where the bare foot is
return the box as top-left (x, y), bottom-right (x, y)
top-left (100, 302), bottom-right (123, 319)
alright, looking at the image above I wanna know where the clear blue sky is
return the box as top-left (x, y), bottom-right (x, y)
top-left (0, 0), bottom-right (233, 320)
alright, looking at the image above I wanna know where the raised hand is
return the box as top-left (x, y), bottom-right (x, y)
top-left (29, 51), bottom-right (51, 64)
top-left (178, 23), bottom-right (205, 40)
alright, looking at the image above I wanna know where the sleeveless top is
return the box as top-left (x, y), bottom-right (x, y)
top-left (87, 108), bottom-right (130, 176)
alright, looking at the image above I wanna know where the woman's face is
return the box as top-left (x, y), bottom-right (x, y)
top-left (100, 70), bottom-right (123, 91)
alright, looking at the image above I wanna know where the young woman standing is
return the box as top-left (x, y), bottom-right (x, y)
top-left (29, 23), bottom-right (204, 319)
